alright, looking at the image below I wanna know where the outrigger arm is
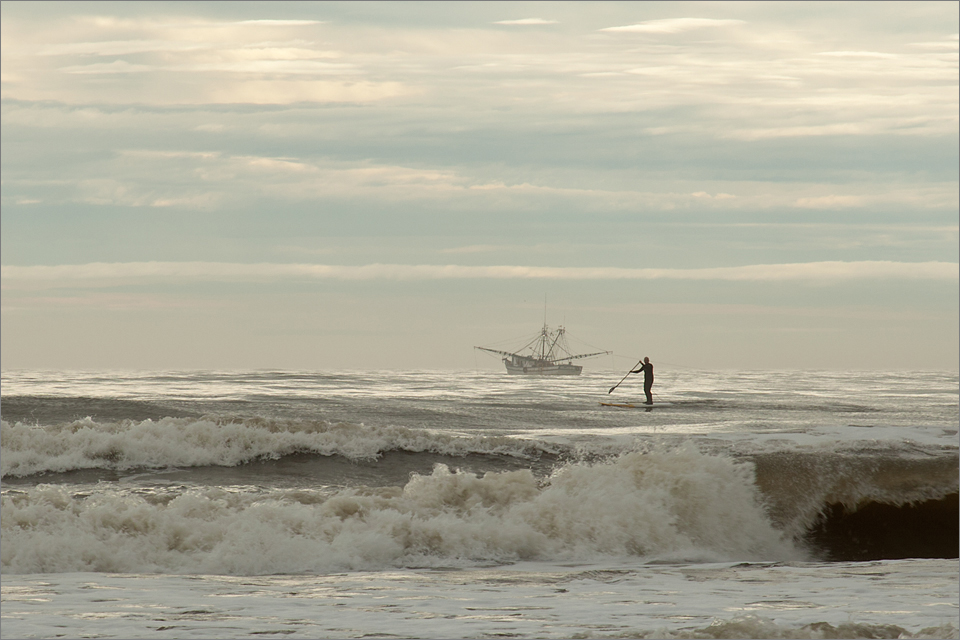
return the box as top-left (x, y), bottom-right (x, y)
top-left (560, 350), bottom-right (612, 361)
top-left (474, 346), bottom-right (522, 358)
top-left (475, 346), bottom-right (610, 362)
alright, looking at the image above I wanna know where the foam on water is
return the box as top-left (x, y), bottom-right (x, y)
top-left (1, 445), bottom-right (800, 574)
top-left (1, 370), bottom-right (956, 638)
top-left (0, 416), bottom-right (556, 478)
top-left (4, 409), bottom-right (956, 481)
top-left (2, 562), bottom-right (957, 639)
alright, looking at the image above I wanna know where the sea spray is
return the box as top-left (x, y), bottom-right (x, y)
top-left (0, 416), bottom-right (556, 478)
top-left (1, 445), bottom-right (799, 574)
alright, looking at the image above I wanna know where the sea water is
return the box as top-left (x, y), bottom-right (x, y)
top-left (1, 369), bottom-right (957, 638)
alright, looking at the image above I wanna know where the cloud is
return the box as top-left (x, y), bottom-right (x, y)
top-left (60, 59), bottom-right (356, 76)
top-left (1, 292), bottom-right (203, 311)
top-left (494, 18), bottom-right (558, 26)
top-left (910, 41), bottom-right (960, 50)
top-left (222, 47), bottom-right (343, 60)
top-left (909, 34), bottom-right (958, 49)
top-left (818, 51), bottom-right (898, 59)
top-left (3, 261), bottom-right (956, 290)
top-left (795, 195), bottom-right (866, 209)
top-left (6, 6), bottom-right (956, 129)
top-left (39, 40), bottom-right (211, 56)
top-left (59, 60), bottom-right (153, 74)
top-left (174, 60), bottom-right (356, 74)
top-left (207, 80), bottom-right (406, 104)
top-left (4, 143), bottom-right (952, 213)
top-left (601, 18), bottom-right (744, 34)
top-left (692, 192), bottom-right (736, 200)
top-left (440, 244), bottom-right (512, 254)
top-left (232, 20), bottom-right (324, 26)
top-left (595, 302), bottom-right (940, 321)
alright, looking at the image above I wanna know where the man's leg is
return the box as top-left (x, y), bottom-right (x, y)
top-left (644, 382), bottom-right (653, 404)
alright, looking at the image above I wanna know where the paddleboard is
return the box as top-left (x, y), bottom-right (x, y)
top-left (600, 402), bottom-right (672, 408)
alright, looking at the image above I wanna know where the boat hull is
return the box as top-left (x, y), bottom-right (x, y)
top-left (504, 359), bottom-right (582, 375)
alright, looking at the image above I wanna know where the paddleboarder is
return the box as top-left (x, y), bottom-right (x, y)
top-left (631, 357), bottom-right (654, 404)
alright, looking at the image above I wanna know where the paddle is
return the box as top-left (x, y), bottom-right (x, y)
top-left (608, 358), bottom-right (643, 394)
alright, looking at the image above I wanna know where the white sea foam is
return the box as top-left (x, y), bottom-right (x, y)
top-left (3, 566), bottom-right (957, 639)
top-left (3, 560), bottom-right (958, 640)
top-left (1, 445), bottom-right (800, 574)
top-left (0, 417), bottom-right (555, 478)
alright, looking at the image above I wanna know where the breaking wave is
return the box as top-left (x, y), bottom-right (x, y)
top-left (0, 416), bottom-right (557, 478)
top-left (1, 446), bottom-right (800, 574)
top-left (3, 414), bottom-right (956, 566)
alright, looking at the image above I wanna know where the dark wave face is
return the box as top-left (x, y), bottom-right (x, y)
top-left (1, 370), bottom-right (957, 574)
top-left (750, 452), bottom-right (959, 561)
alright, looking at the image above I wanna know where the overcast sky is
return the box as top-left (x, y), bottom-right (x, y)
top-left (2, 1), bottom-right (957, 371)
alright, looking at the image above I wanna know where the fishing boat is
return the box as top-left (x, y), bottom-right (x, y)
top-left (475, 323), bottom-right (610, 375)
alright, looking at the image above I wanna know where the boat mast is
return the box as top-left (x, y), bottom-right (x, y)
top-left (537, 323), bottom-right (549, 361)
top-left (546, 326), bottom-right (564, 362)
top-left (540, 295), bottom-right (548, 361)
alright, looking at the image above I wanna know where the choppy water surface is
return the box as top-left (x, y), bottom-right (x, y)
top-left (2, 369), bottom-right (957, 638)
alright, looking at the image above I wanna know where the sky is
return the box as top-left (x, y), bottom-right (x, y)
top-left (1, 1), bottom-right (957, 371)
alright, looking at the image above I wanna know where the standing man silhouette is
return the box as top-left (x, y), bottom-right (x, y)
top-left (631, 357), bottom-right (654, 405)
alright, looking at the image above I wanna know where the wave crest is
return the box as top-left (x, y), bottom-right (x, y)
top-left (0, 416), bottom-right (555, 478)
top-left (1, 446), bottom-right (800, 574)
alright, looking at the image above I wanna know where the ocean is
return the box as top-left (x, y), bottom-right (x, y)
top-left (1, 368), bottom-right (957, 639)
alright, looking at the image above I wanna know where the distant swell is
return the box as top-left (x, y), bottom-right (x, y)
top-left (0, 416), bottom-right (557, 478)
